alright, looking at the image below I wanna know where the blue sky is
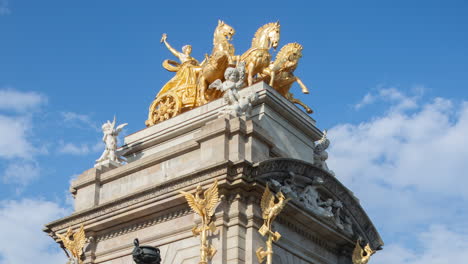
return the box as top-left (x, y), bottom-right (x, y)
top-left (1, 0), bottom-right (468, 263)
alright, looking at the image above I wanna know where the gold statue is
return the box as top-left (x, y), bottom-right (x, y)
top-left (241, 22), bottom-right (281, 86)
top-left (352, 240), bottom-right (375, 264)
top-left (56, 223), bottom-right (86, 264)
top-left (180, 180), bottom-right (220, 264)
top-left (146, 20), bottom-right (318, 127)
top-left (145, 33), bottom-right (202, 126)
top-left (256, 185), bottom-right (290, 264)
top-left (260, 42), bottom-right (313, 113)
top-left (146, 21), bottom-right (237, 126)
top-left (198, 20), bottom-right (236, 104)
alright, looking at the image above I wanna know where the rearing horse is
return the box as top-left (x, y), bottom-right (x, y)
top-left (198, 20), bottom-right (236, 104)
top-left (240, 22), bottom-right (280, 86)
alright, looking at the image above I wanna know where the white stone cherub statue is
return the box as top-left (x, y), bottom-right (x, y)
top-left (313, 130), bottom-right (335, 176)
top-left (95, 116), bottom-right (127, 166)
top-left (209, 62), bottom-right (258, 117)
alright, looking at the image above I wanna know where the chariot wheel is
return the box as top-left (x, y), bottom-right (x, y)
top-left (146, 91), bottom-right (182, 126)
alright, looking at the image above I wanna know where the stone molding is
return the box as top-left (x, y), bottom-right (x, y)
top-left (45, 161), bottom-right (231, 233)
top-left (96, 207), bottom-right (192, 242)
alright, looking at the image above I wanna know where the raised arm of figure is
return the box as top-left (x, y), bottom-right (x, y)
top-left (161, 33), bottom-right (182, 60)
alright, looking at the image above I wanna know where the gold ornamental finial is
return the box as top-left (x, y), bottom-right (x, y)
top-left (256, 185), bottom-right (290, 264)
top-left (56, 223), bottom-right (86, 264)
top-left (352, 239), bottom-right (376, 264)
top-left (180, 180), bottom-right (220, 264)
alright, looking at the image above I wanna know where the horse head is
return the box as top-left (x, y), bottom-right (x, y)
top-left (216, 20), bottom-right (235, 41)
top-left (267, 21), bottom-right (281, 50)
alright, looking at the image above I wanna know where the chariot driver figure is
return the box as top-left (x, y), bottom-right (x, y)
top-left (158, 33), bottom-right (202, 106)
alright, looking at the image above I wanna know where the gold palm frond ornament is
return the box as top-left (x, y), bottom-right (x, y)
top-left (352, 239), bottom-right (376, 264)
top-left (180, 180), bottom-right (220, 264)
top-left (256, 185), bottom-right (290, 264)
top-left (56, 223), bottom-right (86, 264)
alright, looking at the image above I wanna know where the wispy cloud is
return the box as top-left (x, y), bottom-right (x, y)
top-left (0, 89), bottom-right (47, 113)
top-left (61, 111), bottom-right (99, 131)
top-left (0, 0), bottom-right (10, 15)
top-left (1, 161), bottom-right (40, 187)
top-left (354, 86), bottom-right (422, 112)
top-left (57, 140), bottom-right (103, 156)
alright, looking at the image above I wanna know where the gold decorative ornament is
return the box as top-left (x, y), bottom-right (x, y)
top-left (256, 185), bottom-right (290, 264)
top-left (56, 223), bottom-right (86, 264)
top-left (180, 180), bottom-right (220, 264)
top-left (352, 240), bottom-right (375, 264)
top-left (260, 42), bottom-right (313, 113)
top-left (240, 22), bottom-right (281, 86)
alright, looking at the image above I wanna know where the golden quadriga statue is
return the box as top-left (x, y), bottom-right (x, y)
top-left (146, 21), bottom-right (313, 126)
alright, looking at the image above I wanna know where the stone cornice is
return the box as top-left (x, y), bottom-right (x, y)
top-left (44, 160), bottom-right (231, 234)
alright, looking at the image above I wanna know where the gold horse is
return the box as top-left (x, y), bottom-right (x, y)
top-left (260, 43), bottom-right (313, 113)
top-left (240, 22), bottom-right (280, 86)
top-left (198, 20), bottom-right (236, 104)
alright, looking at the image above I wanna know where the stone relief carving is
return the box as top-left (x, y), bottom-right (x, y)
top-left (313, 130), bottom-right (335, 176)
top-left (254, 158), bottom-right (384, 249)
top-left (209, 62), bottom-right (258, 117)
top-left (267, 172), bottom-right (353, 235)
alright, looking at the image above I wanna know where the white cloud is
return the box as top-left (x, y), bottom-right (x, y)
top-left (0, 0), bottom-right (10, 15)
top-left (0, 115), bottom-right (35, 159)
top-left (327, 87), bottom-right (468, 255)
top-left (0, 89), bottom-right (47, 112)
top-left (374, 225), bottom-right (468, 264)
top-left (0, 89), bottom-right (48, 187)
top-left (0, 198), bottom-right (69, 264)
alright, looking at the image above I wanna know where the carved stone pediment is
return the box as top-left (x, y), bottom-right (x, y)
top-left (252, 158), bottom-right (384, 250)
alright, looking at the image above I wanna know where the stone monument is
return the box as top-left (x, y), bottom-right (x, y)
top-left (44, 20), bottom-right (383, 264)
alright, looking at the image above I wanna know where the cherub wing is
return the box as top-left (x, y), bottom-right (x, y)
top-left (180, 191), bottom-right (203, 216)
top-left (73, 224), bottom-right (86, 257)
top-left (204, 180), bottom-right (219, 217)
top-left (111, 116), bottom-right (116, 129)
top-left (208, 79), bottom-right (223, 91)
top-left (115, 123), bottom-right (128, 133)
top-left (260, 185), bottom-right (275, 219)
